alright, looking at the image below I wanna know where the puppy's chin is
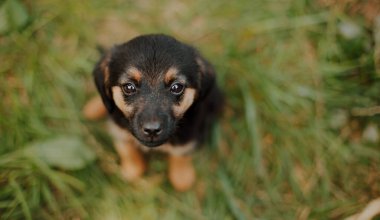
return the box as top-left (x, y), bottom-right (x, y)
top-left (132, 131), bottom-right (170, 148)
top-left (139, 139), bottom-right (167, 148)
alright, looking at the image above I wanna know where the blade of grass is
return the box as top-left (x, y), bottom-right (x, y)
top-left (241, 82), bottom-right (265, 177)
top-left (41, 182), bottom-right (61, 217)
top-left (218, 170), bottom-right (249, 220)
top-left (9, 177), bottom-right (32, 220)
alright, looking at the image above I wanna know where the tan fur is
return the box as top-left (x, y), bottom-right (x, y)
top-left (164, 67), bottom-right (179, 84)
top-left (173, 88), bottom-right (196, 117)
top-left (108, 120), bottom-right (145, 181)
top-left (119, 67), bottom-right (142, 83)
top-left (159, 142), bottom-right (195, 156)
top-left (168, 155), bottom-right (195, 192)
top-left (112, 86), bottom-right (134, 117)
top-left (82, 96), bottom-right (107, 120)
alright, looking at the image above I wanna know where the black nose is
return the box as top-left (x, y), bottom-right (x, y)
top-left (143, 121), bottom-right (162, 137)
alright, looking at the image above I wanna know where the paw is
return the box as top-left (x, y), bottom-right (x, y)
top-left (120, 158), bottom-right (145, 182)
top-left (168, 156), bottom-right (196, 192)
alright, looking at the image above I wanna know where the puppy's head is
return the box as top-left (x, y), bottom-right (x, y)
top-left (94, 34), bottom-right (214, 147)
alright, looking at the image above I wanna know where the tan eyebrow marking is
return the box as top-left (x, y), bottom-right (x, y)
top-left (119, 67), bottom-right (142, 84)
top-left (164, 67), bottom-right (179, 84)
top-left (127, 67), bottom-right (142, 82)
top-left (172, 88), bottom-right (196, 118)
top-left (112, 86), bottom-right (134, 117)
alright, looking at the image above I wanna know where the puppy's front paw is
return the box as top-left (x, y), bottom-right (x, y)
top-left (120, 161), bottom-right (145, 182)
top-left (168, 156), bottom-right (195, 192)
top-left (119, 150), bottom-right (146, 182)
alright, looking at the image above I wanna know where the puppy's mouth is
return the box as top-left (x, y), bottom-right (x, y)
top-left (132, 117), bottom-right (174, 148)
top-left (132, 127), bottom-right (169, 147)
top-left (138, 138), bottom-right (167, 148)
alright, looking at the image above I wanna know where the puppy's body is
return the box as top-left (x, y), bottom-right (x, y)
top-left (92, 34), bottom-right (222, 190)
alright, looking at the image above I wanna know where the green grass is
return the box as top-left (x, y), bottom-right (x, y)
top-left (1, 0), bottom-right (379, 219)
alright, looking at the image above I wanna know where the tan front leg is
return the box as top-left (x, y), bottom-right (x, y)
top-left (114, 141), bottom-right (146, 181)
top-left (168, 155), bottom-right (195, 192)
top-left (108, 121), bottom-right (146, 181)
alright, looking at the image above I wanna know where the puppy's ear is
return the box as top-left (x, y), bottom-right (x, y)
top-left (196, 55), bottom-right (217, 99)
top-left (93, 52), bottom-right (115, 113)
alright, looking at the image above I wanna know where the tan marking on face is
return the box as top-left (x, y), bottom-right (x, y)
top-left (119, 67), bottom-right (143, 84)
top-left (173, 88), bottom-right (196, 117)
top-left (164, 67), bottom-right (179, 84)
top-left (112, 86), bottom-right (134, 117)
top-left (128, 67), bottom-right (142, 82)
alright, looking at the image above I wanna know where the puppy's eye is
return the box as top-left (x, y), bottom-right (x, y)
top-left (122, 83), bottom-right (137, 95)
top-left (170, 83), bottom-right (185, 95)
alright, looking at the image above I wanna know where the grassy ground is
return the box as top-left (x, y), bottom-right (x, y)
top-left (1, 0), bottom-right (380, 219)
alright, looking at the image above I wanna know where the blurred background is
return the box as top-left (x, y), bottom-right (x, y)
top-left (1, 0), bottom-right (379, 219)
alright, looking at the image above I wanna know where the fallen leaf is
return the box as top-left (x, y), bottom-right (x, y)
top-left (24, 136), bottom-right (96, 170)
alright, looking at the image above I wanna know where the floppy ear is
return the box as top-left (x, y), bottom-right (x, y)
top-left (196, 55), bottom-right (217, 100)
top-left (93, 52), bottom-right (115, 113)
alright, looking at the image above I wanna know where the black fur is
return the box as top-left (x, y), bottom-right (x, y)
top-left (94, 34), bottom-right (223, 148)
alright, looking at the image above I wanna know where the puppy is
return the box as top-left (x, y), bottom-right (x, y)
top-left (85, 34), bottom-right (223, 191)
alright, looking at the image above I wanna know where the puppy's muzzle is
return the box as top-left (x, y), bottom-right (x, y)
top-left (134, 105), bottom-right (172, 147)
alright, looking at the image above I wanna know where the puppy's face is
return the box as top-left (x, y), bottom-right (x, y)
top-left (95, 35), bottom-right (211, 147)
top-left (111, 65), bottom-right (196, 147)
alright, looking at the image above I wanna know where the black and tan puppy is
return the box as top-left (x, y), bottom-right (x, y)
top-left (85, 34), bottom-right (222, 191)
